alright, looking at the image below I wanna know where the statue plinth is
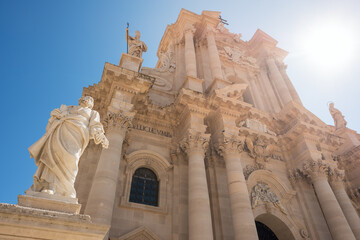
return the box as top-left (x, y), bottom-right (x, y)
top-left (18, 191), bottom-right (81, 214)
top-left (119, 53), bottom-right (143, 72)
top-left (206, 77), bottom-right (232, 94)
top-left (334, 128), bottom-right (360, 155)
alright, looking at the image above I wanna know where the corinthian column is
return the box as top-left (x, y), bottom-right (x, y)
top-left (184, 24), bottom-right (197, 78)
top-left (302, 160), bottom-right (356, 240)
top-left (266, 57), bottom-right (292, 105)
top-left (180, 130), bottom-right (214, 240)
top-left (330, 168), bottom-right (360, 240)
top-left (85, 111), bottom-right (134, 225)
top-left (206, 27), bottom-right (223, 80)
top-left (216, 135), bottom-right (258, 240)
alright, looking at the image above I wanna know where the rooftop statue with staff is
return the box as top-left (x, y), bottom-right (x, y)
top-left (126, 25), bottom-right (147, 58)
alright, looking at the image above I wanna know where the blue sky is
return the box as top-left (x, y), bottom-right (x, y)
top-left (0, 0), bottom-right (359, 204)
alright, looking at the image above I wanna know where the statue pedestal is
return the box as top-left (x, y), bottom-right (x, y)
top-left (119, 53), bottom-right (143, 72)
top-left (18, 191), bottom-right (81, 214)
top-left (0, 203), bottom-right (109, 240)
top-left (181, 76), bottom-right (204, 93)
top-left (206, 77), bottom-right (232, 94)
top-left (334, 128), bottom-right (360, 155)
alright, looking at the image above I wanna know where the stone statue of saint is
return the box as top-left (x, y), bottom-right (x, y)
top-left (126, 29), bottom-right (147, 58)
top-left (27, 96), bottom-right (109, 198)
top-left (329, 102), bottom-right (347, 130)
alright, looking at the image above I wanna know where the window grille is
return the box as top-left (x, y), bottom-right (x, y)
top-left (129, 167), bottom-right (159, 206)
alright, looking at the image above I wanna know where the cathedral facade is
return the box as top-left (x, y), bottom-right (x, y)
top-left (1, 9), bottom-right (360, 240)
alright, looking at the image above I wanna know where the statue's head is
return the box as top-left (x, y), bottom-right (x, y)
top-left (79, 96), bottom-right (94, 109)
top-left (329, 102), bottom-right (334, 109)
top-left (135, 30), bottom-right (140, 39)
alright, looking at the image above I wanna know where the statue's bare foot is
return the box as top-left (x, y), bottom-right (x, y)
top-left (41, 189), bottom-right (54, 195)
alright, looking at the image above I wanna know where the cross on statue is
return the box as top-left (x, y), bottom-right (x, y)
top-left (219, 15), bottom-right (229, 25)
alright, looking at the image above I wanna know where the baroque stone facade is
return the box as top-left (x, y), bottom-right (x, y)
top-left (1, 9), bottom-right (360, 240)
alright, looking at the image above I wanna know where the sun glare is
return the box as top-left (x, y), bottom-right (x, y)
top-left (301, 19), bottom-right (357, 73)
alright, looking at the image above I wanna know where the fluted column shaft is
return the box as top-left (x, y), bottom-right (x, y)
top-left (224, 152), bottom-right (258, 240)
top-left (181, 130), bottom-right (213, 240)
top-left (206, 29), bottom-right (223, 80)
top-left (331, 180), bottom-right (360, 239)
top-left (216, 136), bottom-right (258, 240)
top-left (266, 57), bottom-right (292, 105)
top-left (188, 148), bottom-right (214, 240)
top-left (85, 112), bottom-right (132, 226)
top-left (278, 64), bottom-right (302, 105)
top-left (303, 160), bottom-right (356, 240)
top-left (184, 25), bottom-right (197, 77)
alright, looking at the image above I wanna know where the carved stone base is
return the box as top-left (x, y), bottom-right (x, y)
top-left (119, 53), bottom-right (143, 72)
top-left (181, 75), bottom-right (204, 93)
top-left (18, 191), bottom-right (81, 214)
top-left (0, 203), bottom-right (109, 240)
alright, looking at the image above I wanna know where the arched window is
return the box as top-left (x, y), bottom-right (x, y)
top-left (129, 168), bottom-right (159, 207)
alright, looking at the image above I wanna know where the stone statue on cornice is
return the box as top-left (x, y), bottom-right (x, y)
top-left (27, 96), bottom-right (109, 198)
top-left (329, 102), bottom-right (347, 130)
top-left (126, 29), bottom-right (147, 58)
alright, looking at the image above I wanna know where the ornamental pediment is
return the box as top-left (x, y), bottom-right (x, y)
top-left (111, 226), bottom-right (160, 240)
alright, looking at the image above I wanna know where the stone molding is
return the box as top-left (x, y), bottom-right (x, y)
top-left (103, 111), bottom-right (135, 134)
top-left (179, 129), bottom-right (210, 154)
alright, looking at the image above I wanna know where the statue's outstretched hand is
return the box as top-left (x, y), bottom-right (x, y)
top-left (101, 137), bottom-right (109, 149)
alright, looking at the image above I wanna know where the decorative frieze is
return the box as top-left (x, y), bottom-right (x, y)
top-left (245, 137), bottom-right (276, 163)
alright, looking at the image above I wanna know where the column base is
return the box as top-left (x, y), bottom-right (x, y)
top-left (181, 76), bottom-right (204, 93)
top-left (119, 53), bottom-right (143, 72)
top-left (206, 77), bottom-right (232, 94)
top-left (18, 191), bottom-right (81, 214)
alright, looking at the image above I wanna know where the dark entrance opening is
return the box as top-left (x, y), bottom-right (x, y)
top-left (256, 221), bottom-right (279, 240)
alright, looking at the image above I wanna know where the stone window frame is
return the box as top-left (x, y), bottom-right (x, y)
top-left (119, 150), bottom-right (172, 214)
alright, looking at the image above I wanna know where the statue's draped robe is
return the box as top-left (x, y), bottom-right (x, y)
top-left (28, 105), bottom-right (104, 198)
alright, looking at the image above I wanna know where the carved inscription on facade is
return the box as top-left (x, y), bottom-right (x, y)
top-left (133, 123), bottom-right (172, 137)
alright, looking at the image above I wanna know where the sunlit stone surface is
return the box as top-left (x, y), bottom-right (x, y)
top-left (1, 9), bottom-right (360, 240)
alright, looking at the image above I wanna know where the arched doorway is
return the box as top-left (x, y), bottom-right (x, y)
top-left (255, 213), bottom-right (295, 240)
top-left (256, 221), bottom-right (279, 240)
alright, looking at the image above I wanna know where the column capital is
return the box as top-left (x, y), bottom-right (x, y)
top-left (329, 168), bottom-right (346, 189)
top-left (301, 159), bottom-right (330, 181)
top-left (215, 134), bottom-right (244, 157)
top-left (179, 129), bottom-right (210, 155)
top-left (184, 23), bottom-right (196, 35)
top-left (204, 25), bottom-right (216, 37)
top-left (103, 111), bottom-right (135, 135)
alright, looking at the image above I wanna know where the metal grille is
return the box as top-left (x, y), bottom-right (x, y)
top-left (129, 168), bottom-right (159, 207)
top-left (256, 221), bottom-right (279, 240)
